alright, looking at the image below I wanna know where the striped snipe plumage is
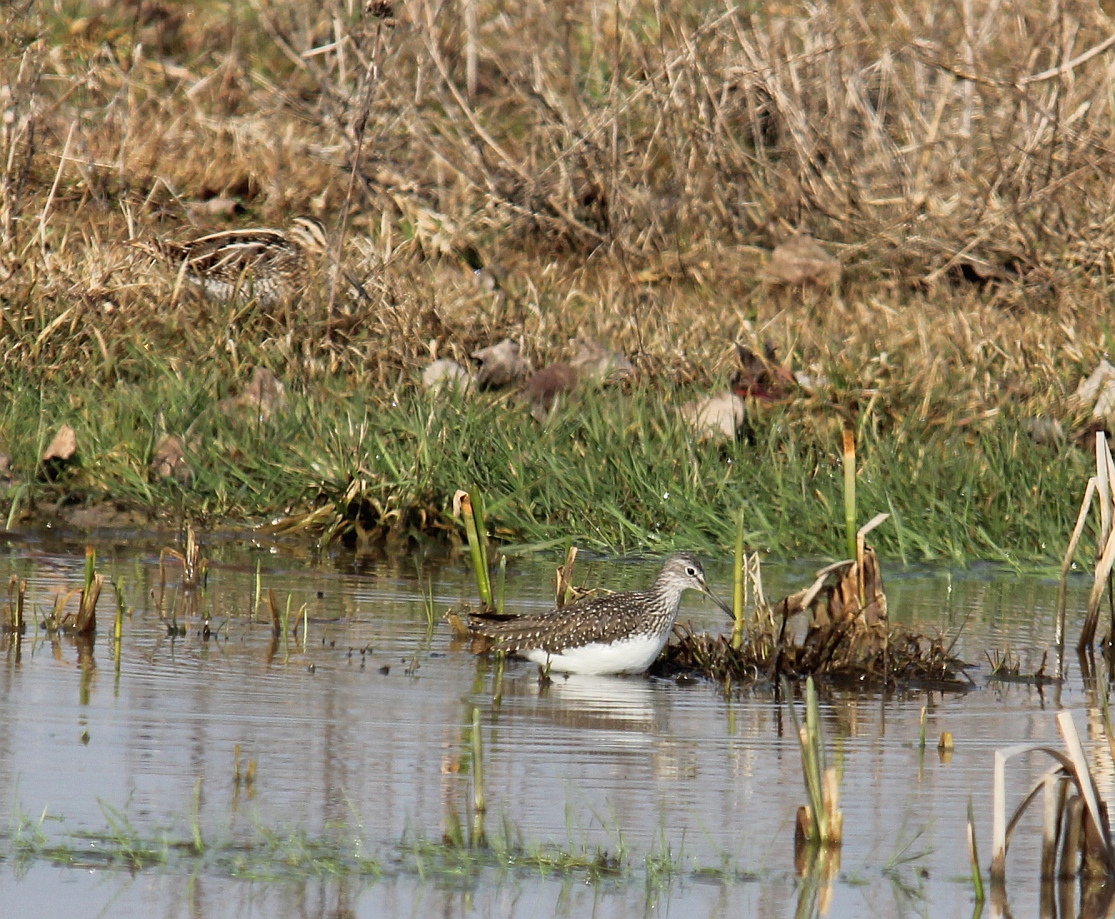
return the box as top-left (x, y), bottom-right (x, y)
top-left (468, 552), bottom-right (732, 675)
top-left (149, 216), bottom-right (328, 305)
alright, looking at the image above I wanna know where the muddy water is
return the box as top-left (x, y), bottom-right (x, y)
top-left (0, 532), bottom-right (1104, 918)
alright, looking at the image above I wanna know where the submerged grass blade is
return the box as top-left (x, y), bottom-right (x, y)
top-left (967, 797), bottom-right (984, 902)
top-left (803, 678), bottom-right (828, 841)
top-left (470, 707), bottom-right (485, 816)
top-left (495, 554), bottom-right (506, 616)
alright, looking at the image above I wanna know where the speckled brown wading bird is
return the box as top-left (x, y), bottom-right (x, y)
top-left (147, 216), bottom-right (329, 305)
top-left (468, 553), bottom-right (733, 675)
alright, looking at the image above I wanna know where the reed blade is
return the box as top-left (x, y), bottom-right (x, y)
top-left (454, 489), bottom-right (493, 607)
top-left (732, 508), bottom-right (745, 649)
top-left (842, 425), bottom-right (857, 562)
top-left (967, 797), bottom-right (985, 902)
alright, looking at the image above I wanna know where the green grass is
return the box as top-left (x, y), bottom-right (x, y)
top-left (2, 0), bottom-right (1112, 571)
top-left (0, 363), bottom-right (1090, 563)
top-left (0, 802), bottom-right (932, 896)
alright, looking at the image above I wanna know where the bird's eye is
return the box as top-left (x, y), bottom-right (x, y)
top-left (686, 566), bottom-right (697, 576)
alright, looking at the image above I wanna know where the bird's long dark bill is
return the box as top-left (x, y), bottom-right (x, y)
top-left (703, 587), bottom-right (735, 619)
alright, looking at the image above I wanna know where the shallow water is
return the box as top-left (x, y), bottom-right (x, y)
top-left (0, 530), bottom-right (1108, 918)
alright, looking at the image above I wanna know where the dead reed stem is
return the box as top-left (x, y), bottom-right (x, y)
top-left (990, 711), bottom-right (1115, 887)
top-left (1072, 434), bottom-right (1115, 649)
top-left (1059, 475), bottom-right (1096, 649)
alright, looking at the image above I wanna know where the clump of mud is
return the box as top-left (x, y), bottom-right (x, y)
top-left (654, 547), bottom-right (973, 692)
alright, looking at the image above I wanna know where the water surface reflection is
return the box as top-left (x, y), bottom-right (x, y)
top-left (0, 532), bottom-right (1106, 918)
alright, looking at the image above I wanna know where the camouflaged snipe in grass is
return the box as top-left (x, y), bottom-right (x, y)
top-left (142, 217), bottom-right (328, 305)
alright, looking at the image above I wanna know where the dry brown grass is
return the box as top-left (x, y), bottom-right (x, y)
top-left (2, 0), bottom-right (1115, 427)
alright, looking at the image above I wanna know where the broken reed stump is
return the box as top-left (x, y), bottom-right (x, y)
top-left (655, 543), bottom-right (972, 690)
top-left (42, 545), bottom-right (103, 635)
top-left (74, 545), bottom-right (102, 635)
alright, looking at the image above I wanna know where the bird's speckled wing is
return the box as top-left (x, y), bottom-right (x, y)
top-left (184, 230), bottom-right (295, 277)
top-left (468, 589), bottom-right (661, 652)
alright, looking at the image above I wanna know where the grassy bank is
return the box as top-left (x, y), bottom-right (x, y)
top-left (0, 363), bottom-right (1088, 560)
top-left (1, 1), bottom-right (1113, 561)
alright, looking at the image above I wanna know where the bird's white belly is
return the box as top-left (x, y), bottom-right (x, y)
top-left (523, 632), bottom-right (667, 675)
top-left (194, 275), bottom-right (279, 305)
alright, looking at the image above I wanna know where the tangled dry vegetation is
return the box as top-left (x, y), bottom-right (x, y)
top-left (657, 543), bottom-right (973, 690)
top-left (2, 0), bottom-right (1115, 541)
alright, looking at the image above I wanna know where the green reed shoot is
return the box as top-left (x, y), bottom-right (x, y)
top-left (281, 594), bottom-right (292, 657)
top-left (112, 578), bottom-right (124, 642)
top-left (456, 489), bottom-right (492, 607)
top-left (492, 650), bottom-right (505, 707)
top-left (732, 508), bottom-right (745, 650)
top-left (786, 676), bottom-right (843, 847)
top-left (967, 797), bottom-right (984, 903)
top-left (842, 425), bottom-right (857, 561)
top-left (5, 483), bottom-right (24, 531)
top-left (7, 574), bottom-right (26, 634)
top-left (495, 555), bottom-right (506, 615)
top-left (190, 778), bottom-right (204, 854)
top-left (113, 576), bottom-right (126, 668)
top-left (472, 488), bottom-right (492, 574)
top-left (471, 707), bottom-right (485, 815)
top-left (470, 707), bottom-right (487, 848)
top-left (415, 559), bottom-right (437, 627)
